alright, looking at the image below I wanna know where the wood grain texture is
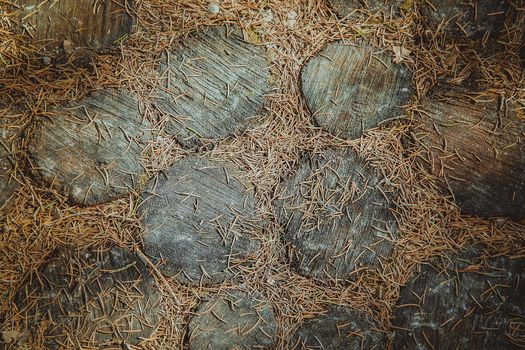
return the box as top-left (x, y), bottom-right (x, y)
top-left (28, 89), bottom-right (151, 206)
top-left (12, 246), bottom-right (161, 349)
top-left (328, 0), bottom-right (402, 17)
top-left (157, 25), bottom-right (269, 148)
top-left (16, 0), bottom-right (133, 58)
top-left (301, 42), bottom-right (413, 140)
top-left (275, 149), bottom-right (397, 283)
top-left (0, 113), bottom-right (23, 214)
top-left (420, 0), bottom-right (509, 39)
top-left (290, 306), bottom-right (386, 349)
top-left (187, 291), bottom-right (277, 350)
top-left (414, 91), bottom-right (525, 220)
top-left (393, 246), bottom-right (525, 350)
top-left (140, 156), bottom-right (260, 285)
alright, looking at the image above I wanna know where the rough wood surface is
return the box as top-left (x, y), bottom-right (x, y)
top-left (275, 149), bottom-right (397, 283)
top-left (187, 291), bottom-right (277, 350)
top-left (328, 0), bottom-right (402, 17)
top-left (420, 0), bottom-right (509, 40)
top-left (0, 115), bottom-right (22, 214)
top-left (16, 0), bottom-right (133, 59)
top-left (290, 306), bottom-right (386, 349)
top-left (140, 156), bottom-right (260, 285)
top-left (157, 25), bottom-right (269, 148)
top-left (12, 246), bottom-right (161, 349)
top-left (301, 41), bottom-right (413, 140)
top-left (28, 88), bottom-right (151, 206)
top-left (393, 246), bottom-right (525, 350)
top-left (414, 91), bottom-right (525, 220)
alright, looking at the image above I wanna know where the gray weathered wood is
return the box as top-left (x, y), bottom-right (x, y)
top-left (140, 156), bottom-right (260, 285)
top-left (16, 0), bottom-right (134, 60)
top-left (393, 246), bottom-right (525, 350)
top-left (301, 41), bottom-right (413, 140)
top-left (275, 149), bottom-right (397, 283)
top-left (12, 246), bottom-right (161, 349)
top-left (328, 0), bottom-right (403, 17)
top-left (157, 25), bottom-right (269, 148)
top-left (28, 88), bottom-right (151, 206)
top-left (0, 114), bottom-right (22, 214)
top-left (420, 0), bottom-right (509, 40)
top-left (414, 89), bottom-right (525, 220)
top-left (290, 306), bottom-right (386, 349)
top-left (187, 291), bottom-right (277, 350)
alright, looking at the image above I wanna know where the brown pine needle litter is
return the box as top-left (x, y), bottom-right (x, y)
top-left (0, 0), bottom-right (524, 349)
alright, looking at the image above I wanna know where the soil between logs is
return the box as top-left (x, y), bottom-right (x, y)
top-left (140, 156), bottom-right (260, 285)
top-left (28, 88), bottom-right (151, 206)
top-left (274, 149), bottom-right (397, 283)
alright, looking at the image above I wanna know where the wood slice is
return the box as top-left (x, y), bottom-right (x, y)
top-left (11, 246), bottom-right (161, 349)
top-left (187, 291), bottom-right (277, 350)
top-left (0, 112), bottom-right (23, 214)
top-left (393, 246), bottom-right (525, 350)
top-left (414, 90), bottom-right (525, 220)
top-left (275, 149), bottom-right (397, 283)
top-left (290, 306), bottom-right (386, 349)
top-left (16, 0), bottom-right (134, 59)
top-left (328, 0), bottom-right (402, 17)
top-left (28, 88), bottom-right (151, 206)
top-left (420, 0), bottom-right (509, 40)
top-left (301, 41), bottom-right (413, 140)
top-left (157, 25), bottom-right (269, 148)
top-left (140, 156), bottom-right (260, 285)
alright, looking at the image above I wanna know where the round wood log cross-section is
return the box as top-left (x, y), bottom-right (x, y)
top-left (290, 306), bottom-right (386, 349)
top-left (28, 89), bottom-right (151, 206)
top-left (187, 291), bottom-right (277, 350)
top-left (274, 149), bottom-right (397, 283)
top-left (157, 25), bottom-right (269, 148)
top-left (140, 156), bottom-right (260, 285)
top-left (328, 0), bottom-right (403, 17)
top-left (11, 246), bottom-right (161, 349)
top-left (16, 0), bottom-right (134, 60)
top-left (420, 0), bottom-right (509, 40)
top-left (393, 246), bottom-right (525, 350)
top-left (414, 90), bottom-right (525, 220)
top-left (301, 42), bottom-right (413, 140)
top-left (0, 110), bottom-right (23, 214)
